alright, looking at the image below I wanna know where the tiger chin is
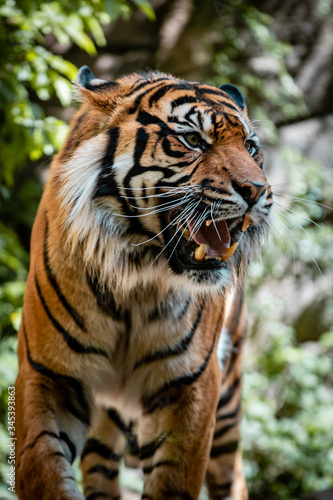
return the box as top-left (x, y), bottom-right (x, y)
top-left (15, 66), bottom-right (272, 500)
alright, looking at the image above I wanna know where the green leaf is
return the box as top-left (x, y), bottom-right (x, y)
top-left (132, 0), bottom-right (155, 20)
top-left (86, 16), bottom-right (107, 46)
top-left (53, 76), bottom-right (72, 106)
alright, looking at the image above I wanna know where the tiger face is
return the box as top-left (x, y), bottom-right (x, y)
top-left (59, 67), bottom-right (272, 292)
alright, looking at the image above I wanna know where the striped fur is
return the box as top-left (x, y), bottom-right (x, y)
top-left (15, 68), bottom-right (272, 500)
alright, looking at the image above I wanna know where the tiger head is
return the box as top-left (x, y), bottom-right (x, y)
top-left (55, 66), bottom-right (272, 293)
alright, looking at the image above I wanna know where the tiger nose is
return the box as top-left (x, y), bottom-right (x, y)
top-left (233, 181), bottom-right (268, 205)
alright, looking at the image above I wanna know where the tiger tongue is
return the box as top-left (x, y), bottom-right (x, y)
top-left (185, 217), bottom-right (231, 256)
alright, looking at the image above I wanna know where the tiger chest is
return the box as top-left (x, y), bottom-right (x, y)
top-left (90, 296), bottom-right (209, 413)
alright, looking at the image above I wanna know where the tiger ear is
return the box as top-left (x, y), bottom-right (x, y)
top-left (219, 84), bottom-right (246, 111)
top-left (76, 66), bottom-right (118, 109)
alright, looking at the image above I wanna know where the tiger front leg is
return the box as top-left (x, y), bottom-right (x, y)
top-left (81, 406), bottom-right (131, 500)
top-left (138, 355), bottom-right (221, 500)
top-left (206, 310), bottom-right (248, 500)
top-left (15, 370), bottom-right (89, 500)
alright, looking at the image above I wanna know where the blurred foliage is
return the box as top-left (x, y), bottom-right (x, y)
top-left (243, 326), bottom-right (333, 499)
top-left (200, 0), bottom-right (308, 142)
top-left (0, 0), bottom-right (333, 499)
top-left (242, 144), bottom-right (333, 499)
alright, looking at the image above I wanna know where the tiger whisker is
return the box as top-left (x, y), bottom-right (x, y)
top-left (272, 207), bottom-right (323, 274)
top-left (191, 207), bottom-right (210, 239)
top-left (121, 187), bottom-right (194, 200)
top-left (131, 206), bottom-right (188, 247)
top-left (211, 202), bottom-right (221, 241)
top-left (113, 199), bottom-right (187, 219)
top-left (265, 218), bottom-right (290, 258)
top-left (119, 184), bottom-right (200, 191)
top-left (167, 226), bottom-right (186, 261)
top-left (134, 198), bottom-right (200, 249)
top-left (149, 198), bottom-right (202, 267)
top-left (127, 191), bottom-right (193, 211)
top-left (273, 201), bottom-right (323, 229)
top-left (273, 192), bottom-right (333, 210)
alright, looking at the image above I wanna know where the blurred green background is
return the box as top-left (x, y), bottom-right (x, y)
top-left (0, 1), bottom-right (333, 499)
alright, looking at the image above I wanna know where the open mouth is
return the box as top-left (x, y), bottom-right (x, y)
top-left (164, 207), bottom-right (251, 270)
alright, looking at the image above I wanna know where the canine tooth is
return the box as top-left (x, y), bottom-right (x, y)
top-left (221, 242), bottom-right (238, 262)
top-left (195, 244), bottom-right (207, 261)
top-left (242, 214), bottom-right (251, 232)
top-left (177, 222), bottom-right (190, 239)
top-left (206, 220), bottom-right (212, 227)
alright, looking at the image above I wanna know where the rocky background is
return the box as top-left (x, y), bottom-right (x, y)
top-left (0, 1), bottom-right (332, 499)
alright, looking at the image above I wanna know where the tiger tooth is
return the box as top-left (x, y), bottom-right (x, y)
top-left (221, 242), bottom-right (238, 262)
top-left (195, 244), bottom-right (207, 261)
top-left (204, 255), bottom-right (222, 262)
top-left (206, 220), bottom-right (212, 227)
top-left (242, 214), bottom-right (251, 232)
top-left (177, 222), bottom-right (190, 239)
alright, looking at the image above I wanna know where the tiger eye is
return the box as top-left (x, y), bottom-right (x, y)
top-left (184, 132), bottom-right (201, 147)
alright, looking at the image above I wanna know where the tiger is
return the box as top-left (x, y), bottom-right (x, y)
top-left (15, 65), bottom-right (272, 500)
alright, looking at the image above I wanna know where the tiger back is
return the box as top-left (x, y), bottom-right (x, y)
top-left (15, 66), bottom-right (272, 500)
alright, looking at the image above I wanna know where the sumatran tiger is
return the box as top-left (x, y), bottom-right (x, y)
top-left (15, 66), bottom-right (272, 500)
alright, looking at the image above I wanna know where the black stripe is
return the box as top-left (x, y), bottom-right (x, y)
top-left (210, 440), bottom-right (238, 458)
top-left (133, 127), bottom-right (149, 165)
top-left (94, 127), bottom-right (120, 198)
top-left (135, 301), bottom-right (205, 369)
top-left (148, 83), bottom-right (192, 106)
top-left (35, 275), bottom-right (108, 358)
top-left (200, 89), bottom-right (240, 113)
top-left (162, 137), bottom-right (185, 158)
top-left (107, 407), bottom-right (130, 434)
top-left (86, 493), bottom-right (109, 500)
top-left (139, 434), bottom-right (166, 461)
top-left (143, 321), bottom-right (219, 413)
top-left (217, 378), bottom-right (241, 410)
top-left (120, 127), bottom-right (164, 239)
top-left (171, 95), bottom-right (198, 110)
top-left (126, 76), bottom-right (167, 97)
top-left (216, 401), bottom-right (241, 421)
top-left (22, 319), bottom-right (90, 426)
top-left (51, 451), bottom-right (66, 459)
top-left (168, 157), bottom-right (205, 185)
top-left (162, 491), bottom-right (194, 500)
top-left (59, 431), bottom-right (76, 464)
top-left (87, 274), bottom-right (129, 323)
top-left (143, 460), bottom-right (177, 475)
top-left (43, 217), bottom-right (86, 332)
top-left (208, 481), bottom-right (232, 495)
top-left (148, 296), bottom-right (190, 322)
top-left (136, 109), bottom-right (168, 128)
top-left (19, 430), bottom-right (59, 459)
top-left (127, 79), bottom-right (169, 111)
top-left (87, 465), bottom-right (118, 480)
top-left (213, 422), bottom-right (238, 441)
top-left (142, 495), bottom-right (153, 500)
top-left (83, 80), bottom-right (118, 93)
top-left (126, 429), bottom-right (140, 456)
top-left (81, 438), bottom-right (121, 462)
